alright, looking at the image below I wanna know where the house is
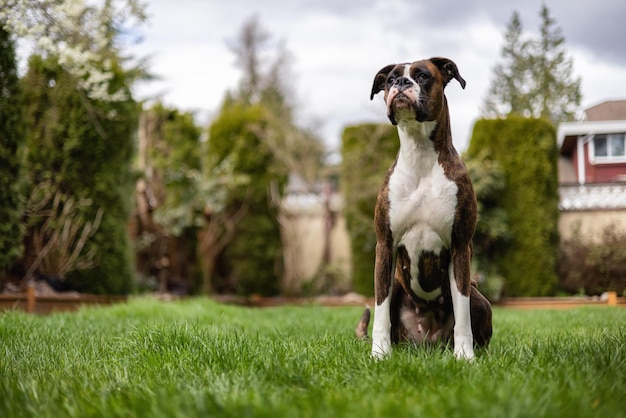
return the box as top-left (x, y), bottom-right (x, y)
top-left (557, 99), bottom-right (626, 240)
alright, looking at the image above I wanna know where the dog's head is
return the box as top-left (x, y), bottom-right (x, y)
top-left (370, 57), bottom-right (466, 125)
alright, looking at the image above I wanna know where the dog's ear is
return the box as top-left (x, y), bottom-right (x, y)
top-left (370, 64), bottom-right (396, 100)
top-left (430, 57), bottom-right (466, 89)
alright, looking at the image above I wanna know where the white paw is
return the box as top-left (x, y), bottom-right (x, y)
top-left (454, 337), bottom-right (475, 360)
top-left (371, 338), bottom-right (391, 359)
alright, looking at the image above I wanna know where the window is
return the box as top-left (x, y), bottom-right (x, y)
top-left (592, 133), bottom-right (626, 162)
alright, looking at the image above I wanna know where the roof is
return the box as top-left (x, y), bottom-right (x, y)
top-left (558, 100), bottom-right (626, 154)
top-left (584, 100), bottom-right (626, 121)
top-left (557, 119), bottom-right (626, 149)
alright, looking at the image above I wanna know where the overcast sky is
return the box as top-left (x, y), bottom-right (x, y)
top-left (129, 0), bottom-right (626, 155)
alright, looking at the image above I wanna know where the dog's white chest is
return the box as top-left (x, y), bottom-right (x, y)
top-left (388, 145), bottom-right (458, 254)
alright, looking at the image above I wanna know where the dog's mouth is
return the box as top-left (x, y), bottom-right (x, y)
top-left (387, 93), bottom-right (420, 125)
top-left (387, 86), bottom-right (417, 107)
top-left (391, 93), bottom-right (414, 109)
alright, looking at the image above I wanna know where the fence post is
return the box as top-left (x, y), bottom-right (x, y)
top-left (26, 284), bottom-right (35, 313)
top-left (607, 291), bottom-right (617, 306)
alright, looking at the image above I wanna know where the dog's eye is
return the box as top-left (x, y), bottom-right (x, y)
top-left (387, 77), bottom-right (395, 86)
top-left (418, 73), bottom-right (430, 81)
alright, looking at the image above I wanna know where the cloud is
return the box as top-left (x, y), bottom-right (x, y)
top-left (129, 0), bottom-right (626, 154)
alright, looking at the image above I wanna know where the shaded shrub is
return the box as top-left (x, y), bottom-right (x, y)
top-left (341, 124), bottom-right (398, 296)
top-left (0, 27), bottom-right (25, 279)
top-left (206, 102), bottom-right (286, 296)
top-left (559, 223), bottom-right (626, 295)
top-left (21, 55), bottom-right (137, 294)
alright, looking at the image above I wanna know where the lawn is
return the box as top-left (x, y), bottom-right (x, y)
top-left (1, 298), bottom-right (625, 418)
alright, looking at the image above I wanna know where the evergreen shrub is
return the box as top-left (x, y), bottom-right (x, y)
top-left (207, 102), bottom-right (286, 295)
top-left (341, 123), bottom-right (398, 296)
top-left (467, 116), bottom-right (559, 296)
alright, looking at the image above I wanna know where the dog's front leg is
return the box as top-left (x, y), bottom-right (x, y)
top-left (448, 249), bottom-right (474, 360)
top-left (371, 242), bottom-right (395, 359)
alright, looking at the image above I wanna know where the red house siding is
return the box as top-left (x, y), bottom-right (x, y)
top-left (583, 142), bottom-right (626, 183)
top-left (589, 163), bottom-right (626, 183)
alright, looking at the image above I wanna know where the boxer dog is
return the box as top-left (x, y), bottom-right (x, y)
top-left (355, 57), bottom-right (492, 360)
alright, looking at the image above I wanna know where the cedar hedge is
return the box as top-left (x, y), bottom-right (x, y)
top-left (467, 116), bottom-right (559, 296)
top-left (341, 124), bottom-right (398, 296)
top-left (21, 56), bottom-right (137, 294)
top-left (0, 28), bottom-right (25, 277)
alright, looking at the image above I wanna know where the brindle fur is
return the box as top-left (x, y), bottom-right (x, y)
top-left (356, 57), bottom-right (492, 351)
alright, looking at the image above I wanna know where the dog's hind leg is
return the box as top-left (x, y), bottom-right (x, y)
top-left (355, 307), bottom-right (371, 340)
top-left (470, 285), bottom-right (493, 348)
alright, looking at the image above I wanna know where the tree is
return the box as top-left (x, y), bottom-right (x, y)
top-left (0, 26), bottom-right (25, 281)
top-left (531, 3), bottom-right (582, 122)
top-left (203, 16), bottom-right (326, 295)
top-left (133, 104), bottom-right (207, 293)
top-left (206, 102), bottom-right (284, 295)
top-left (227, 16), bottom-right (325, 183)
top-left (0, 0), bottom-right (146, 102)
top-left (482, 11), bottom-right (533, 118)
top-left (482, 4), bottom-right (581, 124)
top-left (4, 0), bottom-right (148, 294)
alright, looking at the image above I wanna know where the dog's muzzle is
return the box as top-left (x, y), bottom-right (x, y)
top-left (386, 77), bottom-right (418, 107)
top-left (386, 78), bottom-right (420, 125)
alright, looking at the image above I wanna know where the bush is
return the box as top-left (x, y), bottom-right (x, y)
top-left (21, 55), bottom-right (137, 294)
top-left (0, 28), bottom-right (25, 278)
top-left (206, 102), bottom-right (286, 296)
top-left (559, 223), bottom-right (626, 295)
top-left (341, 124), bottom-right (398, 296)
top-left (464, 150), bottom-right (511, 275)
top-left (467, 117), bottom-right (559, 296)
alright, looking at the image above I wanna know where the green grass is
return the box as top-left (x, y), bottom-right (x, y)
top-left (1, 298), bottom-right (626, 418)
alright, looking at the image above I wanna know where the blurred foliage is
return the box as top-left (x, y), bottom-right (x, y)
top-left (199, 16), bottom-right (325, 296)
top-left (467, 116), bottom-right (559, 296)
top-left (464, 150), bottom-right (511, 302)
top-left (341, 123), bottom-right (398, 296)
top-left (0, 27), bottom-right (25, 280)
top-left (20, 54), bottom-right (138, 294)
top-left (206, 101), bottom-right (286, 295)
top-left (464, 150), bottom-right (512, 274)
top-left (22, 181), bottom-right (104, 281)
top-left (559, 223), bottom-right (626, 296)
top-left (133, 103), bottom-right (205, 293)
top-left (144, 104), bottom-right (203, 236)
top-left (0, 0), bottom-right (148, 102)
top-left (2, 13), bottom-right (330, 297)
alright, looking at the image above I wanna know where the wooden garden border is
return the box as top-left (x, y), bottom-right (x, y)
top-left (0, 290), bottom-right (623, 314)
top-left (0, 286), bottom-right (127, 314)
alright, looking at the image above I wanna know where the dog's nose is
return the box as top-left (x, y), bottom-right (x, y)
top-left (395, 77), bottom-right (412, 87)
top-left (393, 77), bottom-right (414, 92)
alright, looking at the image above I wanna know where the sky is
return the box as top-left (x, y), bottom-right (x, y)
top-left (128, 0), bottom-right (626, 156)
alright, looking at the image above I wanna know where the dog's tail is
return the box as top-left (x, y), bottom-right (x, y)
top-left (355, 306), bottom-right (371, 340)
